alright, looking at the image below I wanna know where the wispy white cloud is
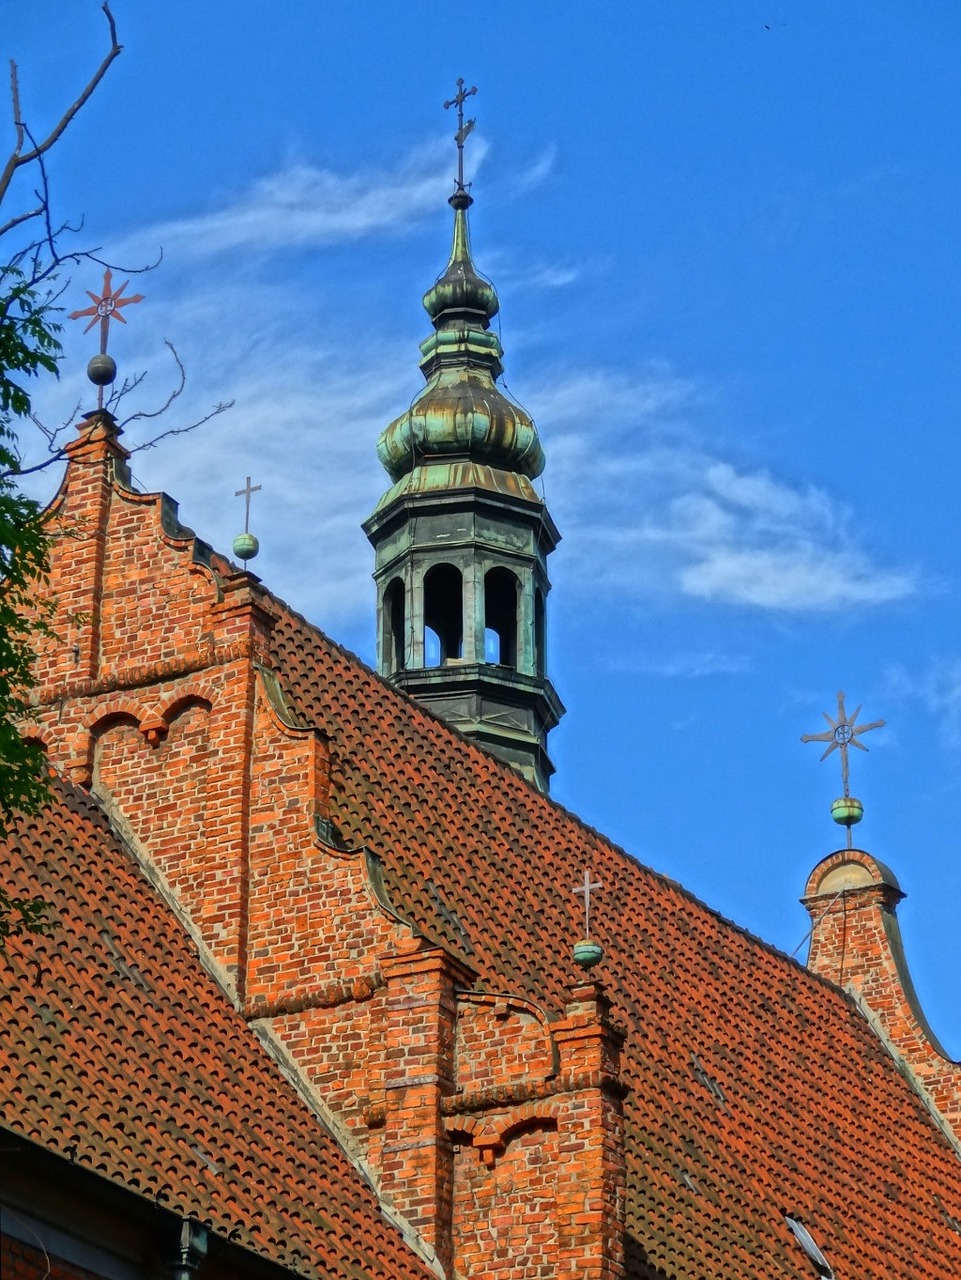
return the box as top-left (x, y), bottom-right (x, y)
top-left (885, 659), bottom-right (961, 750)
top-left (610, 651), bottom-right (752, 678)
top-left (113, 139), bottom-right (488, 262)
top-left (492, 259), bottom-right (583, 291)
top-left (33, 315), bottom-right (915, 628)
top-left (534, 369), bottom-right (918, 612)
top-left (25, 273), bottom-right (407, 637)
top-left (30, 134), bottom-right (918, 633)
top-left (512, 145), bottom-right (557, 193)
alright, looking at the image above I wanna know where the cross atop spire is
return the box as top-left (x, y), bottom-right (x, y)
top-left (444, 78), bottom-right (477, 193)
top-left (235, 475), bottom-right (261, 534)
top-left (802, 691), bottom-right (884, 798)
top-left (69, 268), bottom-right (145, 407)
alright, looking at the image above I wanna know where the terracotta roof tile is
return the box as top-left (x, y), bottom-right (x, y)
top-left (269, 601), bottom-right (961, 1279)
top-left (0, 778), bottom-right (436, 1280)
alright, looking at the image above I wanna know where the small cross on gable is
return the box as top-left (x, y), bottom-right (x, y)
top-left (574, 868), bottom-right (602, 939)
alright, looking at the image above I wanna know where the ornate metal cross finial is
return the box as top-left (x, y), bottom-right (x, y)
top-left (235, 476), bottom-right (261, 534)
top-left (802, 691), bottom-right (884, 795)
top-left (574, 868), bottom-right (602, 939)
top-left (444, 78), bottom-right (478, 192)
top-left (802, 691), bottom-right (885, 848)
top-left (69, 268), bottom-right (144, 357)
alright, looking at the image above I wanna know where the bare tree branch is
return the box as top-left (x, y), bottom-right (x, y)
top-left (114, 339), bottom-right (186, 422)
top-left (0, 205), bottom-right (43, 240)
top-left (133, 401), bottom-right (235, 454)
top-left (0, 9), bottom-right (231, 487)
top-left (4, 342), bottom-right (234, 483)
top-left (0, 4), bottom-right (121, 209)
top-left (116, 339), bottom-right (234, 443)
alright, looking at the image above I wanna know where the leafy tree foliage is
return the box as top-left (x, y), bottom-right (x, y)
top-left (0, 268), bottom-right (64, 945)
top-left (0, 274), bottom-right (60, 944)
top-left (0, 6), bottom-right (121, 944)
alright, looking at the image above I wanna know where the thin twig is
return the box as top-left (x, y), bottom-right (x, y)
top-left (0, 3), bottom-right (121, 208)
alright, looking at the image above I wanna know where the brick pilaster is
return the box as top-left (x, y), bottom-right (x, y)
top-left (551, 981), bottom-right (627, 1280)
top-left (41, 412), bottom-right (130, 688)
top-left (380, 939), bottom-right (474, 1274)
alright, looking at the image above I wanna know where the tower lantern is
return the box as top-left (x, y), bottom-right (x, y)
top-left (363, 83), bottom-right (564, 791)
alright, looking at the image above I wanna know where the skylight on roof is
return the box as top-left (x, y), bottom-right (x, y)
top-left (784, 1215), bottom-right (834, 1279)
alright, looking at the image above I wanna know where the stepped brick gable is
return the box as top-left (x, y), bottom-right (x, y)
top-left (12, 402), bottom-right (961, 1279)
top-left (805, 847), bottom-right (961, 1136)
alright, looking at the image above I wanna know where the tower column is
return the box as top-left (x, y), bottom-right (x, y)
top-left (410, 564), bottom-right (425, 669)
top-left (462, 560), bottom-right (481, 664)
top-left (518, 578), bottom-right (534, 676)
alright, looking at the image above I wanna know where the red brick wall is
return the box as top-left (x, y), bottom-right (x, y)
top-left (263, 992), bottom-right (391, 1164)
top-left (94, 700), bottom-right (212, 923)
top-left (455, 996), bottom-right (556, 1090)
top-left (2, 1233), bottom-right (105, 1280)
top-left (452, 1124), bottom-right (559, 1279)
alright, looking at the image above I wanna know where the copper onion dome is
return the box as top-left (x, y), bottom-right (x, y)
top-left (377, 190), bottom-right (545, 483)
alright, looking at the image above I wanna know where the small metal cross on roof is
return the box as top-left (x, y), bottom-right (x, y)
top-left (801, 690), bottom-right (885, 797)
top-left (235, 475), bottom-right (261, 534)
top-left (444, 78), bottom-right (477, 192)
top-left (574, 868), bottom-right (602, 939)
top-left (69, 268), bottom-right (144, 356)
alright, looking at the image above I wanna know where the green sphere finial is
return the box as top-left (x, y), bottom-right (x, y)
top-left (831, 796), bottom-right (864, 827)
top-left (233, 532), bottom-right (259, 562)
top-left (573, 939), bottom-right (604, 969)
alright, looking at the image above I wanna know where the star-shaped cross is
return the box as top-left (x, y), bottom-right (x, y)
top-left (801, 691), bottom-right (884, 796)
top-left (69, 268), bottom-right (144, 355)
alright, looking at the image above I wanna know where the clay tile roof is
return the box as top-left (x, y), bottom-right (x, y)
top-left (0, 777), bottom-right (436, 1280)
top-left (268, 601), bottom-right (961, 1280)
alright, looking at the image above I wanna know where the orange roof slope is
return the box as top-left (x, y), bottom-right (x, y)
top-left (270, 602), bottom-right (961, 1280)
top-left (0, 777), bottom-right (436, 1280)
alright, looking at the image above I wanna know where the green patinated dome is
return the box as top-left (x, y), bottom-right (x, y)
top-left (377, 191), bottom-right (545, 483)
top-left (422, 189), bottom-right (500, 323)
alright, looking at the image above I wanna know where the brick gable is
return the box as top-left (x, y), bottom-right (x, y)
top-left (24, 409), bottom-right (961, 1279)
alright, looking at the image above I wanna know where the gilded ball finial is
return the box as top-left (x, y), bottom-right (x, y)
top-left (831, 796), bottom-right (864, 827)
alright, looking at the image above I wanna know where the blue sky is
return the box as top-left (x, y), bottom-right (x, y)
top-left (8, 2), bottom-right (961, 1051)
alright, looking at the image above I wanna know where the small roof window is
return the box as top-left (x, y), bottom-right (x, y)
top-left (784, 1215), bottom-right (834, 1279)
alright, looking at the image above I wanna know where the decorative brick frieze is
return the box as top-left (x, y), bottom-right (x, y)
top-left (33, 641), bottom-right (258, 709)
top-left (455, 990), bottom-right (558, 1089)
top-left (805, 848), bottom-right (961, 1139)
top-left (243, 968), bottom-right (385, 1020)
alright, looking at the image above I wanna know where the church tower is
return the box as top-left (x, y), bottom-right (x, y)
top-left (364, 85), bottom-right (563, 792)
